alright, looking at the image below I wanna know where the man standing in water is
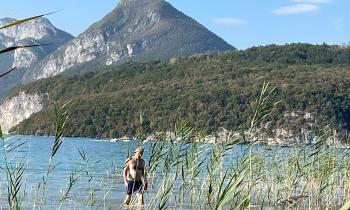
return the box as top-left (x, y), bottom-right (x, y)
top-left (122, 147), bottom-right (148, 207)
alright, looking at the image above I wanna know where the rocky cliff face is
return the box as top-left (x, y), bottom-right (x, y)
top-left (0, 17), bottom-right (73, 68)
top-left (23, 0), bottom-right (234, 82)
top-left (203, 111), bottom-right (343, 146)
top-left (0, 92), bottom-right (43, 133)
top-left (0, 17), bottom-right (73, 100)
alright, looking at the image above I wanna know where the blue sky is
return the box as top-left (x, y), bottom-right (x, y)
top-left (0, 0), bottom-right (348, 49)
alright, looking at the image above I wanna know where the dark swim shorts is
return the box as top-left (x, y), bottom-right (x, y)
top-left (126, 180), bottom-right (143, 195)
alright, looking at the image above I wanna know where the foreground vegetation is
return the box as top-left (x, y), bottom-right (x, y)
top-left (9, 43), bottom-right (350, 141)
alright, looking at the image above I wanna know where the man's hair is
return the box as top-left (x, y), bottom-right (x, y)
top-left (134, 147), bottom-right (144, 156)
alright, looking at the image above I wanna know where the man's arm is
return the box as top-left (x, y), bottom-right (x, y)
top-left (142, 160), bottom-right (148, 190)
top-left (123, 158), bottom-right (130, 187)
top-left (143, 166), bottom-right (147, 181)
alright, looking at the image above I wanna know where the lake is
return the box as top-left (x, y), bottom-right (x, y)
top-left (0, 135), bottom-right (149, 209)
top-left (0, 135), bottom-right (348, 209)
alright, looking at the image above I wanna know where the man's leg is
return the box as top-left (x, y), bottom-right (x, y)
top-left (123, 181), bottom-right (133, 206)
top-left (136, 193), bottom-right (144, 206)
top-left (135, 181), bottom-right (144, 206)
top-left (123, 195), bottom-right (131, 205)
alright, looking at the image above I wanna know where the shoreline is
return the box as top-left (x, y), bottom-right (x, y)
top-left (8, 133), bottom-right (350, 149)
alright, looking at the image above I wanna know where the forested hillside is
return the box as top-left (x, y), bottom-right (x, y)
top-left (10, 44), bottom-right (350, 139)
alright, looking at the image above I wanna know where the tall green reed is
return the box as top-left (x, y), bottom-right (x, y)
top-left (0, 127), bottom-right (26, 209)
top-left (39, 102), bottom-right (70, 209)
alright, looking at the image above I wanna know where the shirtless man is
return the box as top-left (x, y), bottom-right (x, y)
top-left (122, 147), bottom-right (147, 207)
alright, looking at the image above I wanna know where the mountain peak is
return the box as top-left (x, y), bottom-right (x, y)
top-left (0, 17), bottom-right (16, 25)
top-left (0, 16), bottom-right (73, 100)
top-left (0, 17), bottom-right (73, 42)
top-left (24, 0), bottom-right (234, 82)
top-left (118, 0), bottom-right (163, 6)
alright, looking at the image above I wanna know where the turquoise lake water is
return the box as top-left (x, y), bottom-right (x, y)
top-left (0, 135), bottom-right (148, 209)
top-left (1, 135), bottom-right (344, 209)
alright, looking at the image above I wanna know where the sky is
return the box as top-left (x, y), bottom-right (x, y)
top-left (0, 0), bottom-right (348, 49)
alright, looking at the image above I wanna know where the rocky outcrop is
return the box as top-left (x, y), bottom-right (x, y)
top-left (0, 17), bottom-right (73, 69)
top-left (0, 92), bottom-right (43, 133)
top-left (204, 112), bottom-right (343, 146)
top-left (143, 111), bottom-right (343, 146)
top-left (0, 17), bottom-right (73, 100)
top-left (23, 0), bottom-right (234, 82)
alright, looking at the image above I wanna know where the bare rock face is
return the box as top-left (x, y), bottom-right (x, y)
top-left (0, 18), bottom-right (53, 41)
top-left (0, 18), bottom-right (73, 68)
top-left (0, 17), bottom-right (73, 100)
top-left (30, 32), bottom-right (107, 80)
top-left (0, 92), bottom-right (43, 133)
top-left (23, 0), bottom-right (234, 82)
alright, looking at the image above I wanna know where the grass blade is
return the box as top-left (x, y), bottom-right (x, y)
top-left (0, 12), bottom-right (56, 30)
top-left (0, 43), bottom-right (53, 54)
top-left (0, 67), bottom-right (17, 79)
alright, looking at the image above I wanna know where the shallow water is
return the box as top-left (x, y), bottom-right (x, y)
top-left (0, 135), bottom-right (147, 209)
top-left (0, 135), bottom-right (344, 209)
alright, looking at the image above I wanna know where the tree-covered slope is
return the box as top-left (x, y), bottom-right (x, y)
top-left (10, 44), bottom-right (350, 139)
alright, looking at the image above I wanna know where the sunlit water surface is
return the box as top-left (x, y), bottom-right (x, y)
top-left (0, 135), bottom-right (343, 209)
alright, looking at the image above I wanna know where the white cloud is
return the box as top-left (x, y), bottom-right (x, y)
top-left (212, 18), bottom-right (247, 26)
top-left (274, 4), bottom-right (319, 15)
top-left (335, 17), bottom-right (344, 32)
top-left (291, 0), bottom-right (332, 4)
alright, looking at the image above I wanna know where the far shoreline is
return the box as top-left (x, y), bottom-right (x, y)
top-left (8, 133), bottom-right (350, 150)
